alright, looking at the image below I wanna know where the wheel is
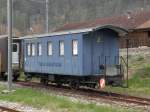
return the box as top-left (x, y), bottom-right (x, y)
top-left (69, 80), bottom-right (79, 90)
top-left (13, 72), bottom-right (20, 81)
top-left (56, 82), bottom-right (62, 87)
top-left (90, 83), bottom-right (96, 88)
top-left (1, 72), bottom-right (7, 81)
top-left (13, 75), bottom-right (18, 81)
top-left (40, 78), bottom-right (48, 86)
top-left (25, 74), bottom-right (32, 82)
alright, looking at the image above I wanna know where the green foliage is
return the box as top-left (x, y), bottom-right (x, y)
top-left (129, 65), bottom-right (150, 87)
top-left (1, 0), bottom-right (150, 35)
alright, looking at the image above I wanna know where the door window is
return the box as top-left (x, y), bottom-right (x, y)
top-left (31, 44), bottom-right (35, 56)
top-left (27, 44), bottom-right (31, 56)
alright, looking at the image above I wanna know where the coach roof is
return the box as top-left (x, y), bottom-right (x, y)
top-left (20, 24), bottom-right (128, 39)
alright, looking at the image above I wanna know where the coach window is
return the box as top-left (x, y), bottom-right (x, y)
top-left (27, 44), bottom-right (31, 56)
top-left (37, 43), bottom-right (42, 56)
top-left (48, 41), bottom-right (52, 56)
top-left (72, 40), bottom-right (78, 56)
top-left (59, 41), bottom-right (64, 56)
top-left (31, 43), bottom-right (35, 56)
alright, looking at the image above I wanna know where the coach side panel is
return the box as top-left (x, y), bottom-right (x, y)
top-left (0, 37), bottom-right (8, 73)
top-left (23, 33), bottom-right (84, 76)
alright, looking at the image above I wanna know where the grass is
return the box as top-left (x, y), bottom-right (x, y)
top-left (129, 64), bottom-right (150, 94)
top-left (0, 85), bottom-right (140, 112)
top-left (128, 55), bottom-right (150, 96)
top-left (105, 55), bottom-right (150, 97)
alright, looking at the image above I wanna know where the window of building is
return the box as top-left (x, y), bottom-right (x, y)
top-left (48, 41), bottom-right (52, 56)
top-left (31, 44), bottom-right (35, 56)
top-left (27, 44), bottom-right (31, 56)
top-left (72, 40), bottom-right (78, 55)
top-left (148, 31), bottom-right (150, 38)
top-left (37, 43), bottom-right (42, 56)
top-left (13, 43), bottom-right (18, 52)
top-left (59, 41), bottom-right (64, 56)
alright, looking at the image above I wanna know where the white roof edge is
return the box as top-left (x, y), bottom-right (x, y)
top-left (0, 35), bottom-right (20, 41)
top-left (20, 28), bottom-right (94, 39)
top-left (0, 35), bottom-right (8, 38)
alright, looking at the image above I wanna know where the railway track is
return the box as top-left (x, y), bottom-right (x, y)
top-left (15, 81), bottom-right (150, 106)
top-left (80, 88), bottom-right (150, 106)
top-left (0, 106), bottom-right (20, 112)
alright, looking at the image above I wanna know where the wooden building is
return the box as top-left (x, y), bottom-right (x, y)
top-left (120, 19), bottom-right (150, 48)
top-left (120, 29), bottom-right (150, 48)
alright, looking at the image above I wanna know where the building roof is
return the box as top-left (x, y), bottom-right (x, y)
top-left (136, 20), bottom-right (150, 30)
top-left (55, 10), bottom-right (150, 32)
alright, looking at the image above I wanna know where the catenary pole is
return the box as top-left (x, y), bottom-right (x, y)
top-left (7, 0), bottom-right (13, 91)
top-left (46, 0), bottom-right (49, 33)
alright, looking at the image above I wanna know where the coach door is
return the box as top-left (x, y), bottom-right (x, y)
top-left (12, 43), bottom-right (19, 64)
top-left (92, 32), bottom-right (105, 74)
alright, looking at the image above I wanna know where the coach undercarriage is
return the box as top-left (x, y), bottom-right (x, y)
top-left (24, 70), bottom-right (124, 89)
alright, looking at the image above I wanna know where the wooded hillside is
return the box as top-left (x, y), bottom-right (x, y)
top-left (0, 0), bottom-right (150, 36)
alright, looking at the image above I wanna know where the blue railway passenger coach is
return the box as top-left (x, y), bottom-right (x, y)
top-left (21, 25), bottom-right (128, 88)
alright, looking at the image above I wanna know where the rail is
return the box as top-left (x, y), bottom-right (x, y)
top-left (0, 106), bottom-right (20, 112)
top-left (15, 81), bottom-right (150, 106)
